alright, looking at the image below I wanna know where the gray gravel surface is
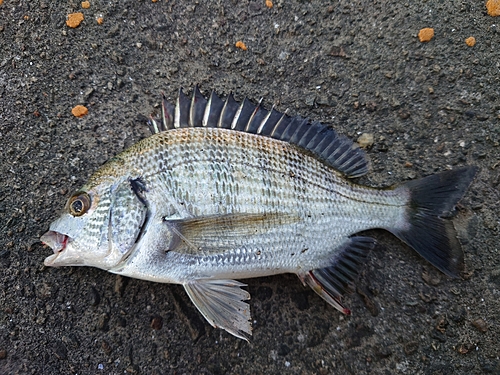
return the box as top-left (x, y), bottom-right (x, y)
top-left (1, 1), bottom-right (499, 374)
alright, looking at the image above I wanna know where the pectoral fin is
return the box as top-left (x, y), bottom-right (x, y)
top-left (165, 212), bottom-right (299, 255)
top-left (183, 279), bottom-right (252, 340)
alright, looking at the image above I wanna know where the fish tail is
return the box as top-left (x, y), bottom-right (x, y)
top-left (390, 166), bottom-right (478, 277)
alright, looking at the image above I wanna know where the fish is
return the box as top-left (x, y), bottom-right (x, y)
top-left (41, 87), bottom-right (478, 340)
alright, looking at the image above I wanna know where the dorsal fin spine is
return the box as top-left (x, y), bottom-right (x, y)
top-left (174, 88), bottom-right (182, 128)
top-left (218, 94), bottom-right (230, 128)
top-left (160, 93), bottom-right (175, 130)
top-left (161, 94), bottom-right (167, 129)
top-left (244, 98), bottom-right (263, 132)
top-left (231, 98), bottom-right (246, 130)
top-left (202, 92), bottom-right (213, 127)
top-left (189, 87), bottom-right (197, 127)
top-left (257, 105), bottom-right (274, 134)
top-left (269, 111), bottom-right (288, 137)
top-left (231, 98), bottom-right (242, 129)
top-left (148, 116), bottom-right (160, 134)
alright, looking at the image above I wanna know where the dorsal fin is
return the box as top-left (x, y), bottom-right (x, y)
top-left (148, 87), bottom-right (369, 178)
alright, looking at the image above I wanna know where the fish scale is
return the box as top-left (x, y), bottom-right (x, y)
top-left (41, 88), bottom-right (477, 340)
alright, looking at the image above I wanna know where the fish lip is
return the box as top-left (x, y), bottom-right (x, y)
top-left (44, 253), bottom-right (60, 266)
top-left (41, 230), bottom-right (69, 253)
top-left (41, 231), bottom-right (69, 266)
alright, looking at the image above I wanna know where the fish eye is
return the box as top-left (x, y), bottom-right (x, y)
top-left (68, 192), bottom-right (91, 217)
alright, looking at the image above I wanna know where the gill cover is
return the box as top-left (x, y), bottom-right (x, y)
top-left (110, 179), bottom-right (148, 256)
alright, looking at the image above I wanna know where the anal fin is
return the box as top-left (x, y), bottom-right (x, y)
top-left (183, 279), bottom-right (252, 340)
top-left (299, 236), bottom-right (376, 315)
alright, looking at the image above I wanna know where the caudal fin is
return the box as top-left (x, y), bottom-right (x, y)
top-left (390, 166), bottom-right (478, 277)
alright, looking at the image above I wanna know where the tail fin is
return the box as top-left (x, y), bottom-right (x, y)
top-left (390, 166), bottom-right (478, 277)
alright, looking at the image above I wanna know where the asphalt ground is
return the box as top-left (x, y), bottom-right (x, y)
top-left (1, 1), bottom-right (499, 374)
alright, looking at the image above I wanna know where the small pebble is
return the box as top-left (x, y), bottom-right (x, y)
top-left (0, 350), bottom-right (7, 359)
top-left (98, 313), bottom-right (110, 331)
top-left (404, 341), bottom-right (418, 355)
top-left (126, 365), bottom-right (139, 373)
top-left (53, 341), bottom-right (68, 360)
top-left (472, 318), bottom-right (488, 333)
top-left (63, 333), bottom-right (80, 349)
top-left (357, 133), bottom-right (374, 149)
top-left (114, 275), bottom-right (127, 295)
top-left (89, 286), bottom-right (100, 306)
top-left (117, 316), bottom-right (127, 327)
top-left (151, 316), bottom-right (163, 330)
top-left (305, 95), bottom-right (315, 107)
top-left (330, 46), bottom-right (347, 57)
top-left (421, 269), bottom-right (441, 286)
top-left (101, 340), bottom-right (112, 355)
top-left (399, 110), bottom-right (410, 119)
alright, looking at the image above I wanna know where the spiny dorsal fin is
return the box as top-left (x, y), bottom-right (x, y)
top-left (148, 87), bottom-right (369, 178)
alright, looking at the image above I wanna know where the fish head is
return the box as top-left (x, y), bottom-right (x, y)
top-left (42, 170), bottom-right (148, 270)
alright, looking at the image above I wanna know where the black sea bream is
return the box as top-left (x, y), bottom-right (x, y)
top-left (41, 88), bottom-right (477, 339)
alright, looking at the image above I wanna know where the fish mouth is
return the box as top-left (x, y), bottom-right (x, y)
top-left (41, 231), bottom-right (69, 266)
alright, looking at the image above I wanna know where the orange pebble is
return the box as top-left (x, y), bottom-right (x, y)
top-left (486, 0), bottom-right (500, 16)
top-left (418, 28), bottom-right (434, 42)
top-left (81, 1), bottom-right (90, 9)
top-left (235, 41), bottom-right (247, 50)
top-left (0, 0), bottom-right (4, 6)
top-left (96, 17), bottom-right (104, 25)
top-left (465, 36), bottom-right (476, 47)
top-left (72, 105), bottom-right (88, 118)
top-left (66, 13), bottom-right (84, 28)
top-left (265, 0), bottom-right (273, 8)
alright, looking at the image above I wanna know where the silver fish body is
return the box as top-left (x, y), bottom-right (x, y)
top-left (41, 88), bottom-right (477, 339)
top-left (110, 128), bottom-right (405, 280)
